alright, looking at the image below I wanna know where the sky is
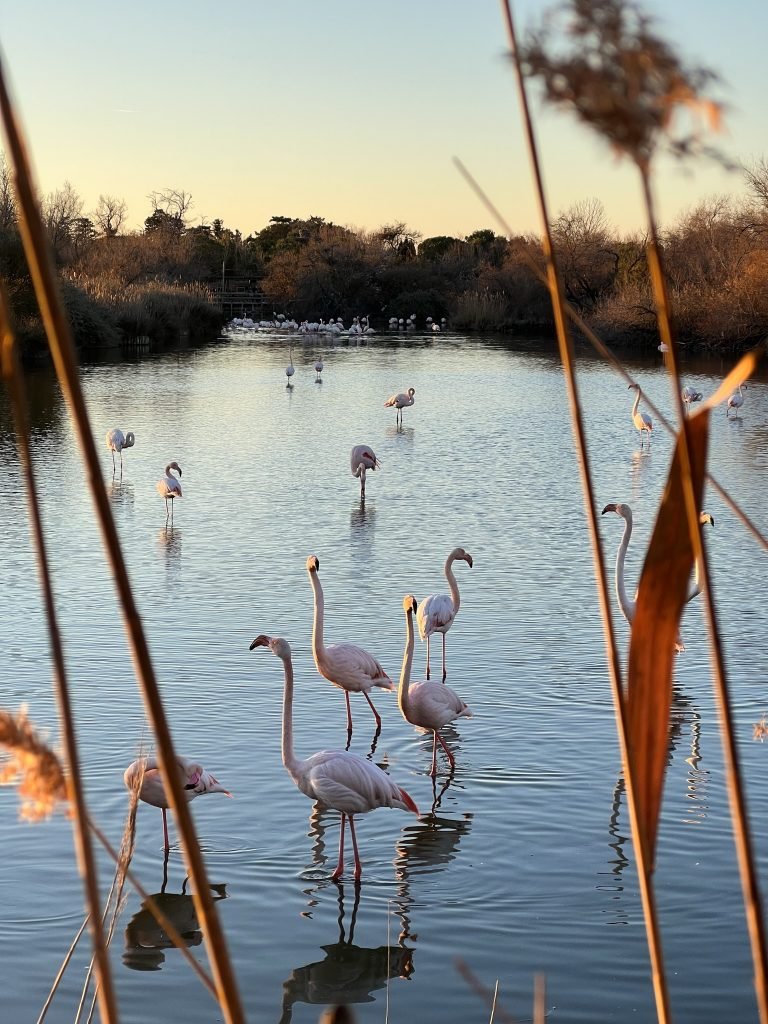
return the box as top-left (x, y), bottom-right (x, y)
top-left (0, 0), bottom-right (766, 241)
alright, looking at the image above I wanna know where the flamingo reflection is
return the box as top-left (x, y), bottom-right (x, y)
top-left (279, 882), bottom-right (414, 1023)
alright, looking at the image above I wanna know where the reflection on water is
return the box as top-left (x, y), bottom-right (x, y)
top-left (108, 480), bottom-right (135, 510)
top-left (385, 424), bottom-right (415, 441)
top-left (350, 499), bottom-right (375, 533)
top-left (157, 526), bottom-right (183, 576)
top-left (280, 883), bottom-right (413, 1023)
top-left (598, 774), bottom-right (631, 926)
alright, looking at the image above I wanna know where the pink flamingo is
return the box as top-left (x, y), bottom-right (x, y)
top-left (124, 755), bottom-right (231, 852)
top-left (250, 634), bottom-right (418, 880)
top-left (156, 462), bottom-right (182, 521)
top-left (306, 555), bottom-right (393, 733)
top-left (383, 387), bottom-right (415, 426)
top-left (399, 596), bottom-right (471, 776)
top-left (105, 428), bottom-right (135, 476)
top-left (350, 444), bottom-right (381, 499)
top-left (416, 547), bottom-right (473, 681)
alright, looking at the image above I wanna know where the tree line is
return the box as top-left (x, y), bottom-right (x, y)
top-left (2, 156), bottom-right (767, 355)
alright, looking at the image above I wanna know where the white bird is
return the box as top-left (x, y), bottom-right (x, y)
top-left (628, 383), bottom-right (653, 443)
top-left (399, 596), bottom-right (471, 776)
top-left (350, 444), bottom-right (381, 499)
top-left (416, 547), bottom-right (473, 681)
top-left (314, 357), bottom-right (324, 382)
top-left (681, 386), bottom-right (703, 413)
top-left (105, 428), bottom-right (135, 476)
top-left (727, 384), bottom-right (746, 417)
top-left (384, 387), bottom-right (415, 426)
top-left (156, 462), bottom-right (182, 521)
top-left (124, 755), bottom-right (231, 852)
top-left (286, 343), bottom-right (295, 386)
top-left (250, 634), bottom-right (418, 880)
top-left (601, 502), bottom-right (714, 651)
top-left (306, 555), bottom-right (394, 733)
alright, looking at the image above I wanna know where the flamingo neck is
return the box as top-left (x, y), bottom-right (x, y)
top-left (614, 513), bottom-right (636, 623)
top-left (632, 390), bottom-right (641, 418)
top-left (445, 555), bottom-right (461, 613)
top-left (398, 608), bottom-right (416, 718)
top-left (279, 651), bottom-right (302, 782)
top-left (309, 572), bottom-right (328, 666)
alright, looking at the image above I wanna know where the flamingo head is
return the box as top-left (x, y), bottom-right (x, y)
top-left (167, 461), bottom-right (182, 476)
top-left (363, 450), bottom-right (381, 469)
top-left (602, 502), bottom-right (632, 523)
top-left (452, 547), bottom-right (473, 568)
top-left (249, 634), bottom-right (292, 660)
top-left (408, 387), bottom-right (416, 397)
top-left (403, 594), bottom-right (418, 614)
top-left (628, 383), bottom-right (640, 392)
top-left (124, 431), bottom-right (136, 448)
top-left (306, 554), bottom-right (320, 573)
top-left (700, 512), bottom-right (715, 528)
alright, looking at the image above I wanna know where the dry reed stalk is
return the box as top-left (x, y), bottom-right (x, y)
top-left (36, 915), bottom-right (90, 1024)
top-left (500, 3), bottom-right (671, 1020)
top-left (0, 58), bottom-right (245, 1024)
top-left (452, 158), bottom-right (768, 556)
top-left (533, 974), bottom-right (545, 1024)
top-left (0, 294), bottom-right (119, 1023)
top-left (454, 959), bottom-right (519, 1024)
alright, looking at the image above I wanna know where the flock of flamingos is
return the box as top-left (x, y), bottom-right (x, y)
top-left (106, 366), bottom-right (746, 881)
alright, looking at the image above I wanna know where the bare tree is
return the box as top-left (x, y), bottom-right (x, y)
top-left (93, 193), bottom-right (127, 237)
top-left (42, 181), bottom-right (83, 262)
top-left (0, 153), bottom-right (16, 230)
top-left (551, 198), bottom-right (618, 308)
top-left (147, 188), bottom-right (194, 223)
top-left (743, 158), bottom-right (768, 212)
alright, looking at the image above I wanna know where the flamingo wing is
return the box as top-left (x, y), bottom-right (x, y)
top-left (410, 680), bottom-right (472, 728)
top-left (416, 593), bottom-right (455, 639)
top-left (303, 751), bottom-right (410, 814)
top-left (325, 642), bottom-right (393, 690)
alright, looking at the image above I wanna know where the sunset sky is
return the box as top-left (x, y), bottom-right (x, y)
top-left (1, 0), bottom-right (766, 241)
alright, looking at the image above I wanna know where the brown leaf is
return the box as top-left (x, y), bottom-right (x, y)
top-left (627, 413), bottom-right (709, 863)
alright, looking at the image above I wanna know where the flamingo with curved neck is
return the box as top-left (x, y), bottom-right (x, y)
top-left (416, 547), bottom-right (473, 681)
top-left (306, 555), bottom-right (393, 734)
top-left (399, 596), bottom-right (471, 777)
top-left (628, 384), bottom-right (653, 443)
top-left (105, 428), bottom-right (136, 476)
top-left (250, 634), bottom-right (417, 880)
top-left (156, 462), bottom-right (182, 522)
top-left (350, 445), bottom-right (381, 499)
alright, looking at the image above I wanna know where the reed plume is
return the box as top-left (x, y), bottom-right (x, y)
top-left (0, 707), bottom-right (70, 821)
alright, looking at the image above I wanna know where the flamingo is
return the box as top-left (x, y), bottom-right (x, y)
top-left (156, 462), bottom-right (182, 522)
top-left (416, 547), bottom-right (473, 681)
top-left (727, 384), bottom-right (746, 417)
top-left (105, 428), bottom-right (135, 476)
top-left (286, 344), bottom-right (295, 386)
top-left (628, 384), bottom-right (653, 443)
top-left (681, 386), bottom-right (703, 414)
top-left (124, 755), bottom-right (231, 853)
top-left (601, 503), bottom-right (714, 651)
top-left (314, 357), bottom-right (324, 382)
top-left (306, 555), bottom-right (393, 733)
top-left (250, 634), bottom-right (418, 880)
top-left (399, 596), bottom-right (471, 777)
top-left (350, 445), bottom-right (381, 499)
top-left (384, 387), bottom-right (415, 426)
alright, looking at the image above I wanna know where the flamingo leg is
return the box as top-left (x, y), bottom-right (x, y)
top-left (425, 635), bottom-right (431, 680)
top-left (345, 691), bottom-right (353, 734)
top-left (111, 450), bottom-right (116, 475)
top-left (332, 814), bottom-right (346, 880)
top-left (437, 731), bottom-right (456, 770)
top-left (362, 691), bottom-right (382, 728)
top-left (162, 807), bottom-right (170, 852)
top-left (431, 732), bottom-right (438, 777)
top-left (441, 633), bottom-right (447, 683)
top-left (348, 815), bottom-right (362, 881)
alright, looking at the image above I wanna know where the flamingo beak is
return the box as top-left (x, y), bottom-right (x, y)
top-left (249, 635), bottom-right (271, 650)
top-left (465, 555), bottom-right (473, 568)
top-left (602, 503), bottom-right (617, 515)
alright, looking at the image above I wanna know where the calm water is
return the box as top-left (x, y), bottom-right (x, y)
top-left (1, 329), bottom-right (767, 1023)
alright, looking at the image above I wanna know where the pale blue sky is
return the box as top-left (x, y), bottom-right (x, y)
top-left (1, 1), bottom-right (765, 239)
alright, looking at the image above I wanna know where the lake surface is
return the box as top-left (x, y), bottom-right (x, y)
top-left (1, 328), bottom-right (767, 1023)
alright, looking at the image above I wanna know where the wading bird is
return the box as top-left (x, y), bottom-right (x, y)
top-left (314, 357), bottom-right (324, 382)
top-left (350, 445), bottom-right (381, 499)
top-left (681, 386), bottom-right (703, 413)
top-left (286, 344), bottom-right (295, 387)
top-left (156, 462), bottom-right (182, 521)
top-left (399, 596), bottom-right (471, 777)
top-left (416, 547), bottom-right (473, 681)
top-left (306, 555), bottom-right (393, 732)
top-left (601, 503), bottom-right (714, 651)
top-left (727, 384), bottom-right (746, 417)
top-left (628, 384), bottom-right (653, 444)
top-left (124, 755), bottom-right (231, 852)
top-left (105, 428), bottom-right (135, 475)
top-left (250, 634), bottom-right (418, 880)
top-left (384, 387), bottom-right (415, 426)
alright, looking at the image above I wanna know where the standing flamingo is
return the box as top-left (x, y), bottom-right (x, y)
top-left (384, 387), bottom-right (415, 426)
top-left (681, 386), bottom-right (703, 414)
top-left (286, 343), bottom-right (295, 387)
top-left (416, 547), bottom-right (473, 681)
top-left (124, 755), bottom-right (231, 853)
top-left (250, 634), bottom-right (418, 880)
top-left (314, 357), bottom-right (324, 382)
top-left (350, 445), bottom-right (381, 499)
top-left (628, 384), bottom-right (653, 444)
top-left (156, 462), bottom-right (182, 522)
top-left (306, 555), bottom-right (393, 733)
top-left (601, 503), bottom-right (714, 650)
top-left (105, 428), bottom-right (135, 476)
top-left (398, 596), bottom-right (471, 777)
top-left (727, 384), bottom-right (746, 417)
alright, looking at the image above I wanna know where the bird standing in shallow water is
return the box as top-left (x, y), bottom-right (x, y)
top-left (350, 445), bottom-right (381, 499)
top-left (628, 384), bottom-right (653, 444)
top-left (681, 386), bottom-right (703, 414)
top-left (727, 384), bottom-right (746, 417)
top-left (314, 357), bottom-right (324, 382)
top-left (124, 755), bottom-right (231, 852)
top-left (306, 555), bottom-right (393, 734)
top-left (156, 462), bottom-right (182, 522)
top-left (286, 343), bottom-right (295, 387)
top-left (399, 596), bottom-right (471, 777)
top-left (384, 387), bottom-right (415, 427)
top-left (416, 547), bottom-right (473, 682)
top-left (105, 428), bottom-right (135, 476)
top-left (250, 634), bottom-right (418, 880)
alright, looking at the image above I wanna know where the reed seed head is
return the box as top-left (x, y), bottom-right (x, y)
top-left (0, 707), bottom-right (70, 821)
